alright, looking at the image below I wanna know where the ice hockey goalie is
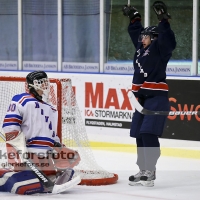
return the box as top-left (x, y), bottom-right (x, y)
top-left (0, 71), bottom-right (81, 194)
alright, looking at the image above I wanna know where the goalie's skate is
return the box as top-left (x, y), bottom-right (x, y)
top-left (140, 170), bottom-right (156, 187)
top-left (51, 168), bottom-right (81, 194)
top-left (129, 170), bottom-right (145, 186)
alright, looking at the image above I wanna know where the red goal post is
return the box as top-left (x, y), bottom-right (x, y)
top-left (0, 76), bottom-right (118, 185)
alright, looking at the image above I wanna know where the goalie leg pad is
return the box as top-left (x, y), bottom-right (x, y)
top-left (0, 169), bottom-right (44, 195)
top-left (0, 168), bottom-right (15, 187)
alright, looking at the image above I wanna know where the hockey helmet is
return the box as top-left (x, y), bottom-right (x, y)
top-left (138, 26), bottom-right (159, 42)
top-left (26, 71), bottom-right (50, 102)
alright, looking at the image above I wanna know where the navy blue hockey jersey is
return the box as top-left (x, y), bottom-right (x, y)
top-left (128, 19), bottom-right (176, 98)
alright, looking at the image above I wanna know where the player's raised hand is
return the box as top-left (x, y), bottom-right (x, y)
top-left (122, 5), bottom-right (141, 21)
top-left (152, 1), bottom-right (171, 20)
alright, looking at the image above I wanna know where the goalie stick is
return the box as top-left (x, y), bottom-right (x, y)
top-left (0, 131), bottom-right (81, 194)
top-left (129, 92), bottom-right (199, 116)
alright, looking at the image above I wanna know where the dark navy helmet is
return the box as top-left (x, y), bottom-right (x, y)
top-left (139, 26), bottom-right (159, 41)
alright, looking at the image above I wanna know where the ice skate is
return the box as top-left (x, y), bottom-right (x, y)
top-left (140, 170), bottom-right (156, 187)
top-left (129, 170), bottom-right (145, 186)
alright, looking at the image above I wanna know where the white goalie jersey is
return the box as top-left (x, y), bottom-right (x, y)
top-left (2, 92), bottom-right (60, 153)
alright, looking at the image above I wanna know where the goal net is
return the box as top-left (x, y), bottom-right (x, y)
top-left (0, 76), bottom-right (118, 185)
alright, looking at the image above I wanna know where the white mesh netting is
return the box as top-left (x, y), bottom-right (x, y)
top-left (0, 77), bottom-right (118, 185)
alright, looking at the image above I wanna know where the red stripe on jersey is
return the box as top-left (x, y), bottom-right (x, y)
top-left (17, 183), bottom-right (42, 195)
top-left (132, 84), bottom-right (142, 92)
top-left (3, 118), bottom-right (22, 124)
top-left (19, 95), bottom-right (33, 104)
top-left (27, 140), bottom-right (54, 147)
top-left (141, 82), bottom-right (169, 91)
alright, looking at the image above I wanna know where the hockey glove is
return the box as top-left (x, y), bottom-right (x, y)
top-left (152, 1), bottom-right (171, 21)
top-left (122, 5), bottom-right (141, 21)
top-left (54, 141), bottom-right (62, 147)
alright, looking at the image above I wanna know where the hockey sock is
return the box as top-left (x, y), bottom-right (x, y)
top-left (141, 133), bottom-right (160, 171)
top-left (136, 137), bottom-right (145, 170)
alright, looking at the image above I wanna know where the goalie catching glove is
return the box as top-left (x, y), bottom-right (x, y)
top-left (152, 1), bottom-right (171, 21)
top-left (122, 5), bottom-right (141, 21)
top-left (52, 142), bottom-right (81, 170)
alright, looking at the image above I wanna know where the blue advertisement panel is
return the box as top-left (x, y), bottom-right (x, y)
top-left (104, 62), bottom-right (191, 76)
top-left (23, 61), bottom-right (57, 71)
top-left (62, 62), bottom-right (99, 73)
top-left (0, 61), bottom-right (18, 70)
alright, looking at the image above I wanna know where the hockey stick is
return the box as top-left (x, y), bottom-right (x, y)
top-left (0, 131), bottom-right (5, 141)
top-left (128, 92), bottom-right (199, 116)
top-left (0, 131), bottom-right (80, 193)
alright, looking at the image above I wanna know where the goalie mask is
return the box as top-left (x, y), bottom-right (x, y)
top-left (138, 26), bottom-right (159, 42)
top-left (26, 71), bottom-right (50, 103)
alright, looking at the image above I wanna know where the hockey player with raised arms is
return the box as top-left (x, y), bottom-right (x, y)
top-left (0, 71), bottom-right (81, 194)
top-left (122, 1), bottom-right (176, 186)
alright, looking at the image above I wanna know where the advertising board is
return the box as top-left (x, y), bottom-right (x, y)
top-left (0, 71), bottom-right (199, 141)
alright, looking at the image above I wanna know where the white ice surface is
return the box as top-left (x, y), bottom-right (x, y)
top-left (0, 150), bottom-right (200, 200)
